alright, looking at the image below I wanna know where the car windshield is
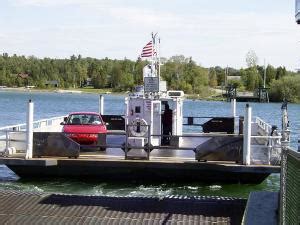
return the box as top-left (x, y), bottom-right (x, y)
top-left (67, 114), bottom-right (102, 125)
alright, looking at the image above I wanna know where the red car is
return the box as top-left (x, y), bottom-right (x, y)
top-left (62, 112), bottom-right (107, 150)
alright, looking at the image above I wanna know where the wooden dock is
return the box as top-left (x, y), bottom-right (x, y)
top-left (0, 190), bottom-right (246, 224)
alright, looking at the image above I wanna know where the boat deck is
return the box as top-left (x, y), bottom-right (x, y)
top-left (0, 190), bottom-right (247, 225)
top-left (0, 148), bottom-right (280, 183)
top-left (1, 147), bottom-right (280, 166)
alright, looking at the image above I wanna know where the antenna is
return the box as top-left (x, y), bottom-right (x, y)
top-left (225, 66), bottom-right (228, 86)
top-left (263, 59), bottom-right (266, 88)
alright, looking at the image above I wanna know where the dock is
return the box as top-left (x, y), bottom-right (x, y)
top-left (225, 86), bottom-right (269, 102)
top-left (0, 190), bottom-right (247, 224)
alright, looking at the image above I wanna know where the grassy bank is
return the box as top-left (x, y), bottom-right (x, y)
top-left (185, 94), bottom-right (225, 101)
top-left (0, 87), bottom-right (126, 95)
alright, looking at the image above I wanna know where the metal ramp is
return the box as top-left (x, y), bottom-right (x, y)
top-left (0, 190), bottom-right (246, 225)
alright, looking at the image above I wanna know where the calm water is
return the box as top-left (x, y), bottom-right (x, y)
top-left (0, 90), bottom-right (299, 198)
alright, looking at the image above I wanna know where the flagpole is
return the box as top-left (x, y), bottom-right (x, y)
top-left (153, 33), bottom-right (160, 93)
top-left (158, 37), bottom-right (161, 81)
top-left (151, 32), bottom-right (154, 76)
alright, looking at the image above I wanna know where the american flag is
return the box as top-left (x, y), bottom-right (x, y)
top-left (141, 41), bottom-right (155, 58)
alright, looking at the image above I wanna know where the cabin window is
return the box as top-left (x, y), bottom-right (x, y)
top-left (135, 106), bottom-right (141, 113)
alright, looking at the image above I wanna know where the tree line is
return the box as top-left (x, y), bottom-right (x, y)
top-left (0, 52), bottom-right (299, 102)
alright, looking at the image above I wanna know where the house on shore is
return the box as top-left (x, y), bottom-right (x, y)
top-left (45, 80), bottom-right (59, 88)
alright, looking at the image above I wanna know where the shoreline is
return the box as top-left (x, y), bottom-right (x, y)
top-left (0, 87), bottom-right (225, 101)
top-left (0, 87), bottom-right (297, 103)
top-left (0, 87), bottom-right (126, 96)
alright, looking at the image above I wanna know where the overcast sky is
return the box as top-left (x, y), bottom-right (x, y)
top-left (1, 0), bottom-right (299, 70)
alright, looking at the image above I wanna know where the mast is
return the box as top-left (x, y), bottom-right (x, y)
top-left (152, 32), bottom-right (159, 78)
top-left (141, 33), bottom-right (161, 95)
top-left (152, 32), bottom-right (160, 94)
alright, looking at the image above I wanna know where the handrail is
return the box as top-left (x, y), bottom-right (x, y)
top-left (0, 123), bottom-right (26, 131)
top-left (0, 115), bottom-right (66, 131)
top-left (0, 114), bottom-right (282, 166)
top-left (0, 115), bottom-right (66, 154)
top-left (152, 133), bottom-right (242, 137)
top-left (1, 129), bottom-right (283, 166)
top-left (251, 135), bottom-right (281, 139)
top-left (183, 116), bottom-right (233, 119)
top-left (255, 117), bottom-right (272, 134)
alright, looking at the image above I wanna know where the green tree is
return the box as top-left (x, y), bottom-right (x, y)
top-left (241, 68), bottom-right (262, 91)
top-left (266, 65), bottom-right (276, 85)
top-left (214, 66), bottom-right (225, 86)
top-left (110, 63), bottom-right (122, 89)
top-left (191, 67), bottom-right (209, 93)
top-left (208, 68), bottom-right (218, 87)
top-left (275, 66), bottom-right (286, 80)
top-left (120, 73), bottom-right (134, 91)
top-left (133, 58), bottom-right (146, 85)
top-left (92, 67), bottom-right (107, 89)
top-left (269, 75), bottom-right (300, 102)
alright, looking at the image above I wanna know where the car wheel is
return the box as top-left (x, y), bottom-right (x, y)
top-left (100, 147), bottom-right (106, 151)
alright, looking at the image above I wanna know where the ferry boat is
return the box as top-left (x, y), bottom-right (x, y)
top-left (0, 34), bottom-right (291, 183)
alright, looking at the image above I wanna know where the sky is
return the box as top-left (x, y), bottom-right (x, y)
top-left (1, 0), bottom-right (300, 70)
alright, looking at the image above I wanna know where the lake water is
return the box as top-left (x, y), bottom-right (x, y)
top-left (0, 90), bottom-right (299, 198)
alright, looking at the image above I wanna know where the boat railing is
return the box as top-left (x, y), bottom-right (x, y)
top-left (1, 115), bottom-right (283, 166)
top-left (106, 124), bottom-right (277, 165)
top-left (254, 117), bottom-right (272, 136)
top-left (0, 128), bottom-right (281, 166)
top-left (0, 115), bottom-right (66, 132)
top-left (183, 116), bottom-right (218, 126)
top-left (107, 129), bottom-right (279, 165)
top-left (0, 116), bottom-right (65, 154)
top-left (31, 116), bottom-right (66, 132)
top-left (249, 117), bottom-right (282, 165)
top-left (119, 126), bottom-right (241, 160)
top-left (250, 136), bottom-right (282, 165)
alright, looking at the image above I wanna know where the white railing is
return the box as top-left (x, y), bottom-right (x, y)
top-left (255, 117), bottom-right (272, 136)
top-left (250, 117), bottom-right (282, 165)
top-left (253, 116), bottom-right (282, 147)
top-left (32, 115), bottom-right (66, 132)
top-left (0, 115), bottom-right (66, 132)
top-left (0, 115), bottom-right (66, 155)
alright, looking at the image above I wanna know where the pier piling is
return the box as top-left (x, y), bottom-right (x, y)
top-left (99, 95), bottom-right (104, 115)
top-left (243, 104), bottom-right (252, 165)
top-left (231, 98), bottom-right (236, 117)
top-left (25, 100), bottom-right (34, 159)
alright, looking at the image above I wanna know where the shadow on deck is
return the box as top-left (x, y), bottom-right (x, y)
top-left (0, 190), bottom-right (246, 225)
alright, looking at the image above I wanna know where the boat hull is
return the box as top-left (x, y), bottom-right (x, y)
top-left (3, 158), bottom-right (280, 184)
